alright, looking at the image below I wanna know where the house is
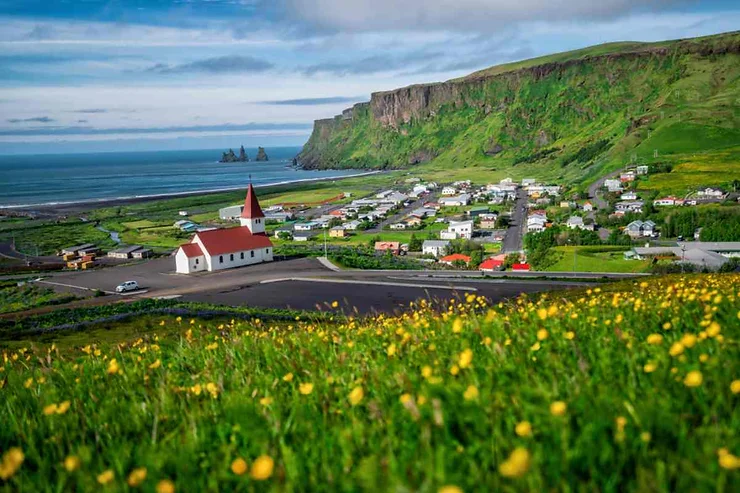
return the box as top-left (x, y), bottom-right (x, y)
top-left (654, 196), bottom-right (683, 207)
top-left (375, 241), bottom-right (400, 254)
top-left (61, 243), bottom-right (95, 256)
top-left (343, 220), bottom-right (362, 231)
top-left (441, 186), bottom-right (457, 196)
top-left (468, 206), bottom-right (490, 218)
top-left (629, 242), bottom-right (740, 270)
top-left (175, 184), bottom-right (273, 274)
top-left (620, 191), bottom-right (638, 200)
top-left (479, 258), bottom-right (504, 272)
top-left (479, 218), bottom-right (497, 229)
top-left (439, 194), bottom-right (470, 207)
top-left (527, 214), bottom-right (547, 233)
top-left (273, 226), bottom-right (293, 239)
top-left (522, 178), bottom-right (537, 187)
top-left (174, 220), bottom-right (198, 231)
top-left (131, 249), bottom-right (152, 259)
top-left (624, 220), bottom-right (656, 238)
top-left (604, 179), bottom-right (622, 192)
top-left (446, 220), bottom-right (474, 240)
top-left (329, 226), bottom-right (346, 238)
top-left (620, 172), bottom-right (636, 182)
top-left (636, 165), bottom-right (649, 175)
top-left (440, 253), bottom-right (471, 265)
top-left (559, 201), bottom-right (573, 209)
top-left (615, 201), bottom-right (644, 214)
top-left (405, 216), bottom-right (423, 227)
top-left (583, 202), bottom-right (594, 212)
top-left (294, 221), bottom-right (320, 231)
top-left (512, 263), bottom-right (531, 271)
top-left (107, 245), bottom-right (146, 259)
top-left (566, 216), bottom-right (585, 230)
top-left (389, 222), bottom-right (407, 230)
top-left (422, 240), bottom-right (450, 258)
top-left (294, 232), bottom-right (318, 242)
top-left (219, 205), bottom-right (243, 221)
top-left (697, 188), bottom-right (725, 199)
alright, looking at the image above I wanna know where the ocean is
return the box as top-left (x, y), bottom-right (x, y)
top-left (0, 147), bottom-right (364, 208)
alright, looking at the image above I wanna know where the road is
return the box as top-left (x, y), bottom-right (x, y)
top-left (364, 193), bottom-right (435, 234)
top-left (502, 189), bottom-right (528, 253)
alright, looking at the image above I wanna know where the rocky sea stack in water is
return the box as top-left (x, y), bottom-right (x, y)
top-left (255, 147), bottom-right (269, 162)
top-left (220, 146), bottom-right (249, 163)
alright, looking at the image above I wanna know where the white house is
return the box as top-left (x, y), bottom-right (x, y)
top-left (697, 188), bottom-right (725, 199)
top-left (620, 191), bottom-right (638, 200)
top-left (566, 216), bottom-right (585, 230)
top-left (441, 186), bottom-right (457, 196)
top-left (583, 202), bottom-right (594, 212)
top-left (527, 215), bottom-right (547, 233)
top-left (446, 220), bottom-right (474, 240)
top-left (175, 184), bottom-right (273, 274)
top-left (439, 194), bottom-right (470, 207)
top-left (615, 201), bottom-right (644, 214)
top-left (422, 240), bottom-right (450, 258)
top-left (294, 221), bottom-right (320, 231)
top-left (654, 196), bottom-right (684, 207)
top-left (636, 165), bottom-right (649, 175)
top-left (604, 179), bottom-right (622, 192)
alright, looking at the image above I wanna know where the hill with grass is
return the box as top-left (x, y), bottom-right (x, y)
top-left (297, 31), bottom-right (740, 190)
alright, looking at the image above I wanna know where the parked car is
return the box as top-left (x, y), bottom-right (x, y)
top-left (115, 280), bottom-right (139, 293)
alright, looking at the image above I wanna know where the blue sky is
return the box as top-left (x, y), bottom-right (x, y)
top-left (0, 0), bottom-right (737, 154)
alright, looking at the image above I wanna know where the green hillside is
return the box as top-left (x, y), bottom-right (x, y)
top-left (298, 31), bottom-right (740, 191)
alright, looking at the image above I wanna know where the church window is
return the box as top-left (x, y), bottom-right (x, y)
top-left (219, 256), bottom-right (223, 263)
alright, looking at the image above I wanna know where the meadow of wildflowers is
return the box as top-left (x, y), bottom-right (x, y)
top-left (1, 274), bottom-right (738, 491)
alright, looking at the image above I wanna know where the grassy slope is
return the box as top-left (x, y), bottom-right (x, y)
top-left (0, 274), bottom-right (738, 490)
top-left (300, 31), bottom-right (740, 193)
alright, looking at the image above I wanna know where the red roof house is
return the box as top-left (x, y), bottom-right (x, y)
top-left (512, 263), bottom-right (531, 271)
top-left (479, 258), bottom-right (504, 271)
top-left (440, 253), bottom-right (472, 265)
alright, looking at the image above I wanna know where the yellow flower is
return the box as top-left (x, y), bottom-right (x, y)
top-left (537, 329), bottom-right (549, 341)
top-left (399, 393), bottom-right (413, 404)
top-left (452, 318), bottom-right (463, 333)
top-left (718, 452), bottom-right (740, 470)
top-left (498, 447), bottom-right (531, 478)
top-left (387, 344), bottom-right (397, 357)
top-left (530, 342), bottom-right (541, 352)
top-left (127, 467), bottom-right (147, 487)
top-left (56, 400), bottom-right (71, 414)
top-left (699, 354), bottom-right (709, 363)
top-left (706, 322), bottom-right (721, 337)
top-left (458, 348), bottom-right (473, 369)
top-left (331, 301), bottom-right (339, 308)
top-left (643, 362), bottom-right (657, 373)
top-left (231, 458), bottom-right (248, 475)
top-left (23, 378), bottom-right (33, 388)
top-left (97, 469), bottom-right (114, 485)
top-left (564, 331), bottom-right (575, 340)
top-left (205, 342), bottom-right (218, 350)
top-left (681, 334), bottom-right (697, 348)
top-left (107, 359), bottom-right (120, 375)
top-left (0, 447), bottom-right (24, 480)
top-left (250, 455), bottom-right (274, 480)
top-left (640, 432), bottom-right (651, 443)
top-left (669, 342), bottom-right (684, 357)
top-left (149, 359), bottom-right (161, 370)
top-left (421, 366), bottom-right (433, 378)
top-left (550, 401), bottom-right (567, 416)
top-left (450, 365), bottom-right (460, 376)
top-left (282, 373), bottom-right (294, 382)
top-left (299, 382), bottom-right (314, 395)
top-left (463, 385), bottom-right (479, 401)
top-left (43, 403), bottom-right (58, 416)
top-left (662, 322), bottom-right (671, 330)
top-left (348, 386), bottom-right (364, 406)
top-left (683, 370), bottom-right (703, 388)
top-left (536, 308), bottom-right (548, 320)
top-left (156, 479), bottom-right (176, 493)
top-left (63, 455), bottom-right (81, 472)
top-left (260, 396), bottom-right (273, 406)
top-left (438, 486), bottom-right (463, 493)
top-left (731, 380), bottom-right (740, 394)
top-left (646, 334), bottom-right (663, 345)
top-left (191, 384), bottom-right (202, 396)
top-left (515, 421), bottom-right (532, 437)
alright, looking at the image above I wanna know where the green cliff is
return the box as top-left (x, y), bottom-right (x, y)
top-left (297, 31), bottom-right (740, 187)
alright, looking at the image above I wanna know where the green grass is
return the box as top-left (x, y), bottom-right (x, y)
top-left (0, 220), bottom-right (117, 256)
top-left (0, 282), bottom-right (79, 315)
top-left (0, 274), bottom-right (738, 491)
top-left (545, 246), bottom-right (651, 273)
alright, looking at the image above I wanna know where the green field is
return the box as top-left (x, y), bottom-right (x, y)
top-left (0, 281), bottom-right (79, 315)
top-left (545, 246), bottom-right (650, 273)
top-left (0, 274), bottom-right (738, 490)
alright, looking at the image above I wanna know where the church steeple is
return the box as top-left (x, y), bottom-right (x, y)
top-left (239, 182), bottom-right (266, 235)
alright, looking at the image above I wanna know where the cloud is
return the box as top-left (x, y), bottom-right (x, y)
top-left (7, 116), bottom-right (55, 123)
top-left (146, 55), bottom-right (274, 74)
top-left (0, 122), bottom-right (312, 137)
top-left (72, 108), bottom-right (107, 114)
top-left (257, 96), bottom-right (366, 105)
top-left (282, 0), bottom-right (689, 33)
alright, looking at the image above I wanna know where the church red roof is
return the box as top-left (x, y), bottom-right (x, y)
top-left (241, 183), bottom-right (265, 219)
top-left (195, 227), bottom-right (272, 256)
top-left (179, 243), bottom-right (204, 258)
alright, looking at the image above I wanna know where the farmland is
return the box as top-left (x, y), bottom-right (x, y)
top-left (1, 273), bottom-right (738, 491)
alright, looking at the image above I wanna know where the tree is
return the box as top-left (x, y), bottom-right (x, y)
top-left (408, 233), bottom-right (423, 252)
top-left (504, 253), bottom-right (520, 269)
top-left (470, 250), bottom-right (484, 268)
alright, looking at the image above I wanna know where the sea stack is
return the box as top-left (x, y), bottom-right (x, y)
top-left (255, 147), bottom-right (269, 162)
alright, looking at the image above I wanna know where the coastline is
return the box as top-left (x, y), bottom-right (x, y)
top-left (0, 170), bottom-right (382, 216)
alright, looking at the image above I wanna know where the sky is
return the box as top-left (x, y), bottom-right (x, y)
top-left (0, 0), bottom-right (737, 155)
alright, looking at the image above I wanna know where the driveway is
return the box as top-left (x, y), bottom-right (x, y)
top-left (502, 189), bottom-right (527, 253)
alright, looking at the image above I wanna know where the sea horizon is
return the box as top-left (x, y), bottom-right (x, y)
top-left (0, 147), bottom-right (363, 209)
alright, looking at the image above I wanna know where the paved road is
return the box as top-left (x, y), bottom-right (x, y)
top-left (587, 167), bottom-right (628, 213)
top-left (364, 193), bottom-right (436, 234)
top-left (502, 189), bottom-right (527, 253)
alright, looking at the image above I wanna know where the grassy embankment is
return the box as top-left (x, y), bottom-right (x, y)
top-left (544, 246), bottom-right (651, 273)
top-left (0, 274), bottom-right (738, 491)
top-left (0, 281), bottom-right (79, 315)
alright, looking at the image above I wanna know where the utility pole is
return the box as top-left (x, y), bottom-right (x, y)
top-left (323, 226), bottom-right (328, 259)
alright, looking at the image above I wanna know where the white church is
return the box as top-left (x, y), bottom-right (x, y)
top-left (175, 184), bottom-right (274, 274)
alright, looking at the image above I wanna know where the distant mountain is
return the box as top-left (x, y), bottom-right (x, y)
top-left (220, 145), bottom-right (249, 163)
top-left (297, 31), bottom-right (740, 186)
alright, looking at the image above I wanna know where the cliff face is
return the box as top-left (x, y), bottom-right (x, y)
top-left (296, 31), bottom-right (740, 178)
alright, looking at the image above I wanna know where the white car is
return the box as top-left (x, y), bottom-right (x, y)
top-left (115, 280), bottom-right (139, 293)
